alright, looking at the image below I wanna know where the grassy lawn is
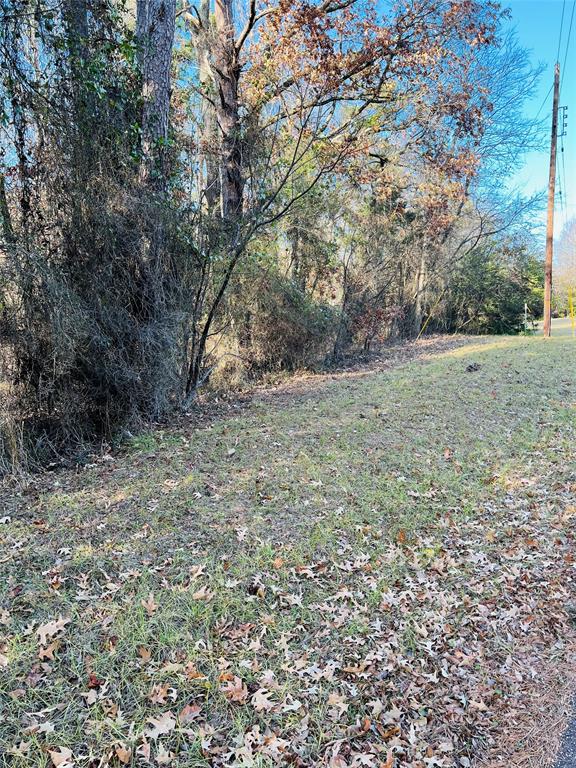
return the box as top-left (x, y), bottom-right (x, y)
top-left (1, 335), bottom-right (575, 767)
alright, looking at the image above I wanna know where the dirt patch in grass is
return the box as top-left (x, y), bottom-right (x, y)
top-left (169, 335), bottom-right (493, 429)
top-left (1, 334), bottom-right (575, 767)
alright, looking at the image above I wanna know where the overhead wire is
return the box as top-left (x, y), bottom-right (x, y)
top-left (561, 131), bottom-right (568, 224)
top-left (560, 0), bottom-right (575, 94)
top-left (534, 84), bottom-right (553, 121)
top-left (557, 0), bottom-right (567, 64)
top-left (556, 140), bottom-right (566, 218)
top-left (533, 0), bottom-right (570, 122)
top-left (502, 2), bottom-right (571, 169)
top-left (558, 2), bottom-right (574, 224)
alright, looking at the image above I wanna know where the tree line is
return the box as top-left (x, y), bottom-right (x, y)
top-left (0, 0), bottom-right (545, 467)
top-left (554, 218), bottom-right (576, 314)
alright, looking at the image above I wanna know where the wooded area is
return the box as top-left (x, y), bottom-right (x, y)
top-left (0, 0), bottom-right (547, 466)
top-left (555, 218), bottom-right (576, 312)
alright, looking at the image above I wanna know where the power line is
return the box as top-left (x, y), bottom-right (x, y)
top-left (529, 1), bottom-right (571, 126)
top-left (557, 152), bottom-right (564, 217)
top-left (560, 1), bottom-right (575, 95)
top-left (557, 0), bottom-right (567, 63)
top-left (534, 84), bottom-right (553, 121)
top-left (558, 0), bottom-right (573, 224)
top-left (560, 131), bottom-right (569, 225)
top-left (556, 119), bottom-right (565, 217)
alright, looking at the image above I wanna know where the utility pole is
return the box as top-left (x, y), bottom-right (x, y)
top-left (543, 62), bottom-right (560, 338)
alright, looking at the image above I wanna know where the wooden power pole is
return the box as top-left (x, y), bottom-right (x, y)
top-left (543, 62), bottom-right (560, 338)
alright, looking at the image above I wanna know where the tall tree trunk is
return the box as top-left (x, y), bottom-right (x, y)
top-left (333, 254), bottom-right (352, 361)
top-left (185, 0), bottom-right (244, 396)
top-left (64, 0), bottom-right (88, 43)
top-left (213, 0), bottom-right (243, 220)
top-left (412, 248), bottom-right (427, 337)
top-left (64, 0), bottom-right (89, 121)
top-left (137, 0), bottom-right (176, 191)
top-left (7, 80), bottom-right (31, 230)
top-left (195, 0), bottom-right (220, 212)
top-left (135, 0), bottom-right (177, 389)
top-left (0, 173), bottom-right (15, 243)
top-left (389, 260), bottom-right (405, 340)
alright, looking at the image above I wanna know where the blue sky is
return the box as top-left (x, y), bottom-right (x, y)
top-left (505, 0), bottom-right (575, 239)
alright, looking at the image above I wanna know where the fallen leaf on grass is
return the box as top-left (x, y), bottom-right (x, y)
top-left (382, 753), bottom-right (394, 768)
top-left (8, 741), bottom-right (30, 757)
top-left (88, 672), bottom-right (104, 688)
top-left (37, 617), bottom-right (70, 646)
top-left (138, 645), bottom-right (152, 662)
top-left (80, 689), bottom-right (99, 706)
top-left (251, 688), bottom-right (276, 712)
top-left (376, 723), bottom-right (400, 740)
top-left (179, 703), bottom-right (201, 724)
top-left (368, 700), bottom-right (383, 717)
top-left (184, 661), bottom-right (206, 680)
top-left (283, 698), bottom-right (304, 714)
top-left (144, 711), bottom-right (176, 739)
top-left (148, 683), bottom-right (177, 705)
top-left (141, 593), bottom-right (158, 616)
top-left (192, 585), bottom-right (214, 601)
top-left (101, 699), bottom-right (119, 717)
top-left (156, 742), bottom-right (175, 764)
top-left (38, 641), bottom-right (60, 661)
top-left (48, 747), bottom-right (74, 767)
top-left (327, 691), bottom-right (348, 717)
top-left (382, 706), bottom-right (402, 724)
top-left (114, 744), bottom-right (131, 764)
top-left (235, 527), bottom-right (248, 542)
top-left (136, 741), bottom-right (151, 761)
top-left (25, 721), bottom-right (55, 735)
top-left (189, 564), bottom-right (206, 580)
top-left (221, 675), bottom-right (249, 703)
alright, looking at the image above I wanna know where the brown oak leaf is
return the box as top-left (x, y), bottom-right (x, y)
top-left (221, 676), bottom-right (249, 703)
top-left (144, 711), bottom-right (176, 740)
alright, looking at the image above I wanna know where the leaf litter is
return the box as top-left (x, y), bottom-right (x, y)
top-left (0, 335), bottom-right (575, 767)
